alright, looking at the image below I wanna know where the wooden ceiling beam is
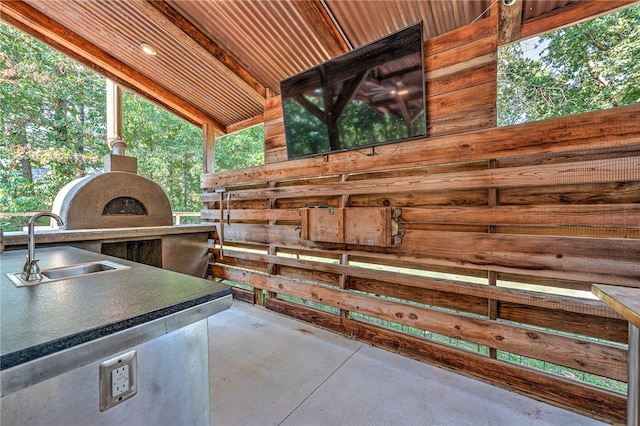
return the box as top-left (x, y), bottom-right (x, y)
top-left (520, 0), bottom-right (637, 40)
top-left (292, 0), bottom-right (350, 57)
top-left (0, 0), bottom-right (225, 132)
top-left (498, 0), bottom-right (523, 45)
top-left (226, 114), bottom-right (266, 135)
top-left (139, 0), bottom-right (267, 102)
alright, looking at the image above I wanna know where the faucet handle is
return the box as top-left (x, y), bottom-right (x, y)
top-left (21, 259), bottom-right (43, 282)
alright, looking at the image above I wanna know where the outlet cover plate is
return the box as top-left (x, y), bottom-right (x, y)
top-left (99, 350), bottom-right (137, 411)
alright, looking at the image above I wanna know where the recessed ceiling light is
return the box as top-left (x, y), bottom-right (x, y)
top-left (140, 43), bottom-right (157, 56)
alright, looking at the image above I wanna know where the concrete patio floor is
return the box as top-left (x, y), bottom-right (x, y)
top-left (208, 301), bottom-right (606, 426)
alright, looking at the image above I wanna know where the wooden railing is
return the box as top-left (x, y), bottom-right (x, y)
top-left (201, 104), bottom-right (640, 424)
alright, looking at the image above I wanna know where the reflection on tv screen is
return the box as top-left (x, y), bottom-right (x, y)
top-left (281, 22), bottom-right (426, 160)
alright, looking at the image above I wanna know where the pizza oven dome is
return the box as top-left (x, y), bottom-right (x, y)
top-left (52, 172), bottom-right (173, 230)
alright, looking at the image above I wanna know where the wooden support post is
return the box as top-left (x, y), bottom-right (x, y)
top-left (266, 246), bottom-right (278, 299)
top-left (202, 122), bottom-right (217, 174)
top-left (264, 182), bottom-right (279, 301)
top-left (218, 190), bottom-right (224, 260)
top-left (203, 124), bottom-right (220, 279)
top-left (488, 159), bottom-right (499, 359)
top-left (339, 175), bottom-right (351, 292)
top-left (340, 176), bottom-right (350, 284)
top-left (498, 0), bottom-right (523, 45)
top-left (339, 175), bottom-right (352, 325)
top-left (339, 251), bottom-right (354, 336)
top-left (254, 288), bottom-right (266, 306)
top-left (202, 122), bottom-right (218, 239)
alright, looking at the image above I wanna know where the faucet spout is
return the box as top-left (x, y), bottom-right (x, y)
top-left (21, 212), bottom-right (64, 281)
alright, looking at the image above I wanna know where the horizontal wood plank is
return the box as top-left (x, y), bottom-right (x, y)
top-left (380, 231), bottom-right (640, 288)
top-left (427, 62), bottom-right (497, 96)
top-left (425, 35), bottom-right (497, 73)
top-left (220, 266), bottom-right (627, 381)
top-left (499, 302), bottom-right (628, 344)
top-left (399, 204), bottom-right (640, 227)
top-left (220, 249), bottom-right (619, 318)
top-left (424, 13), bottom-right (497, 56)
top-left (203, 156), bottom-right (640, 201)
top-left (593, 284), bottom-right (640, 329)
top-left (520, 0), bottom-right (636, 41)
top-left (264, 298), bottom-right (626, 424)
top-left (231, 287), bottom-right (255, 304)
top-left (201, 208), bottom-right (300, 222)
top-left (215, 225), bottom-right (640, 286)
top-left (427, 82), bottom-right (496, 120)
top-left (201, 105), bottom-right (640, 189)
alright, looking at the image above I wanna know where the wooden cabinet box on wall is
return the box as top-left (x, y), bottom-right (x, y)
top-left (300, 207), bottom-right (402, 248)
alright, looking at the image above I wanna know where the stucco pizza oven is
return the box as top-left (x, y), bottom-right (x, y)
top-left (52, 155), bottom-right (172, 230)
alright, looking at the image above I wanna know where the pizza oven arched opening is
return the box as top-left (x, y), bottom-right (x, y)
top-left (102, 197), bottom-right (148, 216)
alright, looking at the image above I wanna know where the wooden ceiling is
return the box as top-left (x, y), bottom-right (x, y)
top-left (0, 0), bottom-right (633, 134)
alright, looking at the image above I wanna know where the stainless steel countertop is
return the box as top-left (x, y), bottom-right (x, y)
top-left (1, 246), bottom-right (230, 369)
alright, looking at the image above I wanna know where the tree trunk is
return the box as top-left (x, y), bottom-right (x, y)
top-left (16, 122), bottom-right (34, 183)
top-left (20, 156), bottom-right (33, 183)
top-left (76, 104), bottom-right (85, 153)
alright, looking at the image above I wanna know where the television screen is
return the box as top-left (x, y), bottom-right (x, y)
top-left (281, 22), bottom-right (426, 160)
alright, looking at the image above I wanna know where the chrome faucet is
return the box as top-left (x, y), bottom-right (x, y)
top-left (21, 212), bottom-right (64, 281)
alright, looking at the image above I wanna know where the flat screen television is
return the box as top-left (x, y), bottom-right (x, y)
top-left (281, 21), bottom-right (426, 160)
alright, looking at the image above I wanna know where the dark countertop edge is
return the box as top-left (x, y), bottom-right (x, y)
top-left (0, 286), bottom-right (231, 370)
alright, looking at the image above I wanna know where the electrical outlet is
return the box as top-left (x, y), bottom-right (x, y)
top-left (112, 364), bottom-right (130, 396)
top-left (99, 350), bottom-right (137, 411)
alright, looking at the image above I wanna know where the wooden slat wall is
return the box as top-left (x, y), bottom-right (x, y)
top-left (425, 8), bottom-right (497, 136)
top-left (263, 96), bottom-right (286, 164)
top-left (203, 102), bottom-right (640, 424)
top-left (201, 10), bottom-right (640, 423)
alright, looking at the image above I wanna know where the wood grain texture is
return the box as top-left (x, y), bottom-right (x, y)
top-left (213, 222), bottom-right (639, 287)
top-left (498, 0), bottom-right (523, 45)
top-left (231, 287), bottom-right (255, 304)
top-left (520, 0), bottom-right (636, 41)
top-left (398, 204), bottom-right (640, 227)
top-left (425, 35), bottom-right (497, 73)
top-left (424, 12), bottom-right (497, 136)
top-left (593, 284), bottom-right (640, 329)
top-left (264, 298), bottom-right (626, 424)
top-left (202, 156), bottom-right (640, 201)
top-left (201, 104), bottom-right (640, 189)
top-left (219, 249), bottom-right (620, 318)
top-left (264, 96), bottom-right (286, 164)
top-left (217, 266), bottom-right (628, 381)
top-left (201, 41), bottom-right (639, 422)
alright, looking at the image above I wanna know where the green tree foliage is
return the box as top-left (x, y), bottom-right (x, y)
top-left (121, 91), bottom-right (203, 212)
top-left (3, 4), bottom-right (635, 227)
top-left (339, 101), bottom-right (425, 150)
top-left (0, 24), bottom-right (223, 228)
top-left (282, 98), bottom-right (329, 159)
top-left (0, 24), bottom-right (108, 218)
top-left (498, 5), bottom-right (639, 126)
top-left (283, 95), bottom-right (425, 158)
top-left (214, 125), bottom-right (264, 172)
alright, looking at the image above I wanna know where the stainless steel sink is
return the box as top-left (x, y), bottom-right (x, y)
top-left (7, 260), bottom-right (130, 287)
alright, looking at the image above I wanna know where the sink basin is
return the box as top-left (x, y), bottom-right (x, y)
top-left (7, 260), bottom-right (130, 287)
top-left (41, 260), bottom-right (128, 279)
